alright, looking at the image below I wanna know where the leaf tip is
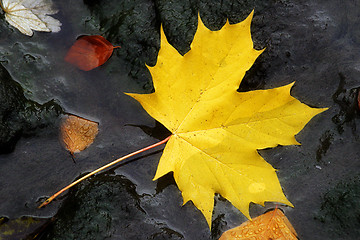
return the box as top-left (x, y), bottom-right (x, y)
top-left (197, 11), bottom-right (202, 27)
top-left (319, 107), bottom-right (329, 113)
top-left (244, 9), bottom-right (255, 25)
top-left (124, 92), bottom-right (141, 101)
top-left (279, 198), bottom-right (294, 208)
top-left (249, 9), bottom-right (255, 19)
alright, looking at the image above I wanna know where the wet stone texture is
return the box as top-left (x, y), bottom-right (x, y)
top-left (0, 0), bottom-right (360, 239)
top-left (43, 175), bottom-right (188, 240)
top-left (316, 175), bottom-right (360, 239)
top-left (0, 64), bottom-right (63, 154)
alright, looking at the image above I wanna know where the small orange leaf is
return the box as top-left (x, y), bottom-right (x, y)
top-left (219, 208), bottom-right (298, 240)
top-left (65, 35), bottom-right (120, 71)
top-left (60, 114), bottom-right (99, 154)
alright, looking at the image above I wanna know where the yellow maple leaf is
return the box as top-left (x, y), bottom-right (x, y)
top-left (127, 11), bottom-right (326, 227)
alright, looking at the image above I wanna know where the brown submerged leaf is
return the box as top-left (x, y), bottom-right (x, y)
top-left (60, 114), bottom-right (99, 154)
top-left (219, 208), bottom-right (297, 240)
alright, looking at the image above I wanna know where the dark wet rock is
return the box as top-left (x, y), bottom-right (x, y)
top-left (315, 73), bottom-right (360, 163)
top-left (316, 130), bottom-right (334, 162)
top-left (81, 0), bottom-right (278, 87)
top-left (42, 174), bottom-right (186, 240)
top-left (0, 64), bottom-right (63, 154)
top-left (316, 175), bottom-right (360, 238)
top-left (84, 0), bottom-right (159, 82)
top-left (332, 73), bottom-right (360, 135)
top-left (155, 0), bottom-right (197, 55)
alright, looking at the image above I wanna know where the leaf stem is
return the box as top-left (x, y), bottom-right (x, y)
top-left (38, 135), bottom-right (171, 208)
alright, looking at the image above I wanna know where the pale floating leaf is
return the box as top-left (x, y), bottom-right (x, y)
top-left (1, 0), bottom-right (61, 36)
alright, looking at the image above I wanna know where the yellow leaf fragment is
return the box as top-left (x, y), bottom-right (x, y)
top-left (1, 0), bottom-right (61, 36)
top-left (60, 115), bottom-right (99, 154)
top-left (219, 208), bottom-right (298, 240)
top-left (0, 216), bottom-right (50, 240)
top-left (127, 11), bottom-right (326, 227)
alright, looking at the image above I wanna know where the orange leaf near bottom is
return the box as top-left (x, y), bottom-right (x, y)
top-left (65, 35), bottom-right (120, 71)
top-left (219, 208), bottom-right (297, 240)
top-left (60, 114), bottom-right (99, 154)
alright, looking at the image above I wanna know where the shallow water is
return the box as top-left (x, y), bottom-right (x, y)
top-left (0, 0), bottom-right (360, 239)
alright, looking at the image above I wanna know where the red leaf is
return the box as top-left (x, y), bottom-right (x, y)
top-left (65, 35), bottom-right (120, 71)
